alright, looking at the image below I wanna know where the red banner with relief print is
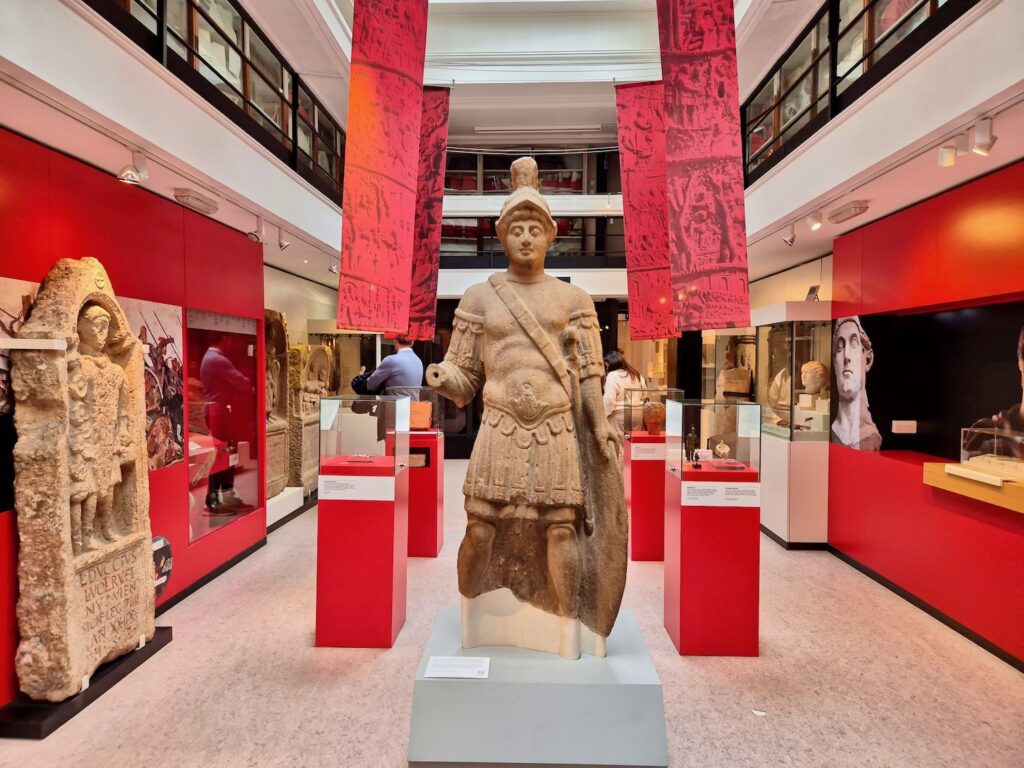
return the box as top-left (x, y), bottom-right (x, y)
top-left (615, 81), bottom-right (678, 341)
top-left (657, 0), bottom-right (750, 331)
top-left (337, 0), bottom-right (430, 334)
top-left (405, 87), bottom-right (451, 342)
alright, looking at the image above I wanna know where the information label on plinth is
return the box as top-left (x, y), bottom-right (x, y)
top-left (318, 475), bottom-right (396, 501)
top-left (682, 481), bottom-right (760, 507)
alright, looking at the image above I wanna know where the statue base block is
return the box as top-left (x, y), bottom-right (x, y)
top-left (0, 626), bottom-right (171, 740)
top-left (408, 607), bottom-right (667, 767)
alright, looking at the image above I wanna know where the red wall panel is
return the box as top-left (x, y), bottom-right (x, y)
top-left (830, 228), bottom-right (863, 317)
top-left (830, 161), bottom-right (1024, 664)
top-left (828, 446), bottom-right (1024, 660)
top-left (0, 128), bottom-right (267, 702)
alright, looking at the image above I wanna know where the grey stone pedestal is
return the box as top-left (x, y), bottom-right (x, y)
top-left (408, 607), bottom-right (668, 768)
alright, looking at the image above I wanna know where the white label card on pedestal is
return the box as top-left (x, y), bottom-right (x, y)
top-left (318, 475), bottom-right (396, 501)
top-left (320, 400), bottom-right (341, 430)
top-left (396, 397), bottom-right (411, 432)
top-left (738, 406), bottom-right (760, 438)
top-left (666, 399), bottom-right (683, 439)
top-left (424, 656), bottom-right (490, 679)
top-left (631, 442), bottom-right (666, 461)
top-left (682, 482), bottom-right (761, 507)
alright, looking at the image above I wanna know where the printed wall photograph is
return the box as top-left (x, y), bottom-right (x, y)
top-left (120, 297), bottom-right (185, 471)
top-left (0, 278), bottom-right (40, 511)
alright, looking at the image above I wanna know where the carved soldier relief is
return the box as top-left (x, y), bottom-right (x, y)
top-left (288, 344), bottom-right (333, 494)
top-left (11, 257), bottom-right (154, 702)
top-left (264, 310), bottom-right (289, 499)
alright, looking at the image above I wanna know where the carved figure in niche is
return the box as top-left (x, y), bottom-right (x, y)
top-left (801, 361), bottom-right (829, 396)
top-left (831, 316), bottom-right (881, 450)
top-left (288, 344), bottom-right (333, 494)
top-left (11, 257), bottom-right (153, 702)
top-left (643, 401), bottom-right (666, 435)
top-left (264, 310), bottom-right (289, 499)
top-left (428, 157), bottom-right (627, 660)
top-left (68, 303), bottom-right (135, 554)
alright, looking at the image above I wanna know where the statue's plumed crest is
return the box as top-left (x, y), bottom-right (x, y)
top-left (510, 157), bottom-right (540, 191)
top-left (496, 156), bottom-right (557, 242)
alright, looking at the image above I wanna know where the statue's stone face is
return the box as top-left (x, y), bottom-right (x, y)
top-left (802, 365), bottom-right (826, 394)
top-left (834, 320), bottom-right (864, 402)
top-left (503, 216), bottom-right (549, 269)
top-left (77, 306), bottom-right (111, 353)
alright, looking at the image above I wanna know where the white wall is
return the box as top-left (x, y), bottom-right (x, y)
top-left (263, 266), bottom-right (339, 345)
top-left (749, 256), bottom-right (833, 309)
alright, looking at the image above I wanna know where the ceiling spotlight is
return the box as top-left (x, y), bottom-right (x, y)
top-left (805, 211), bottom-right (823, 231)
top-left (937, 144), bottom-right (956, 167)
top-left (117, 150), bottom-right (149, 185)
top-left (173, 188), bottom-right (218, 214)
top-left (278, 228), bottom-right (291, 251)
top-left (247, 216), bottom-right (265, 243)
top-left (971, 117), bottom-right (996, 156)
top-left (954, 133), bottom-right (969, 156)
top-left (781, 224), bottom-right (796, 247)
top-left (328, 260), bottom-right (339, 275)
top-left (827, 200), bottom-right (870, 224)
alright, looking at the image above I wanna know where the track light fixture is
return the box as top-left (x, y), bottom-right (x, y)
top-left (971, 117), bottom-right (996, 156)
top-left (328, 260), bottom-right (340, 275)
top-left (827, 200), bottom-right (869, 224)
top-left (781, 223), bottom-right (796, 247)
top-left (173, 188), bottom-right (218, 215)
top-left (278, 227), bottom-right (291, 251)
top-left (805, 211), bottom-right (823, 231)
top-left (117, 150), bottom-right (149, 185)
top-left (937, 144), bottom-right (956, 168)
top-left (247, 216), bottom-right (265, 243)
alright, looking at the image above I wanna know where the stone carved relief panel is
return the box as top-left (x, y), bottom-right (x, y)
top-left (288, 344), bottom-right (333, 494)
top-left (265, 310), bottom-right (289, 499)
top-left (10, 257), bottom-right (154, 702)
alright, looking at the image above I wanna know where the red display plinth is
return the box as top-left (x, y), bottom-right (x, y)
top-left (624, 432), bottom-right (667, 561)
top-left (315, 459), bottom-right (409, 648)
top-left (664, 462), bottom-right (760, 656)
top-left (408, 431), bottom-right (444, 557)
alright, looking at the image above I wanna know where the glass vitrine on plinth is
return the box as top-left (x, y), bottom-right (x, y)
top-left (623, 388), bottom-right (683, 561)
top-left (664, 397), bottom-right (762, 656)
top-left (752, 301), bottom-right (833, 547)
top-left (315, 395), bottom-right (410, 648)
top-left (388, 386), bottom-right (444, 557)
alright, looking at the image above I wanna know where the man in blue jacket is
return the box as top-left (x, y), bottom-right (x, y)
top-left (366, 337), bottom-right (424, 399)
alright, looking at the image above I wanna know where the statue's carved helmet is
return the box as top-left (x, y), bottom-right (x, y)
top-left (495, 157), bottom-right (558, 246)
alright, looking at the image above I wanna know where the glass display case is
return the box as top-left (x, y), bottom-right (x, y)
top-left (755, 320), bottom-right (831, 441)
top-left (319, 395), bottom-right (410, 473)
top-left (386, 386), bottom-right (441, 431)
top-left (625, 388), bottom-right (685, 439)
top-left (702, 331), bottom-right (756, 404)
top-left (666, 396), bottom-right (762, 478)
top-left (959, 427), bottom-right (1024, 479)
top-left (185, 309), bottom-right (261, 542)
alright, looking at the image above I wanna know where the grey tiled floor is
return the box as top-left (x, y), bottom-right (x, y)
top-left (1, 460), bottom-right (1021, 767)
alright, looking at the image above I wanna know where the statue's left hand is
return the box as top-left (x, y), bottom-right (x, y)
top-left (600, 430), bottom-right (619, 463)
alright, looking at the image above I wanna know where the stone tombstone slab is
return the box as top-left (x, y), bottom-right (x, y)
top-left (264, 310), bottom-right (289, 499)
top-left (288, 344), bottom-right (333, 494)
top-left (11, 257), bottom-right (154, 702)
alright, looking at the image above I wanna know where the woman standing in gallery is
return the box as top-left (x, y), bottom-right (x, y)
top-left (603, 350), bottom-right (646, 441)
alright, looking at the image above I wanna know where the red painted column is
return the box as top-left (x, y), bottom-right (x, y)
top-left (625, 432), bottom-right (667, 560)
top-left (0, 512), bottom-right (17, 706)
top-left (315, 458), bottom-right (409, 648)
top-left (407, 431), bottom-right (444, 557)
top-left (665, 464), bottom-right (760, 656)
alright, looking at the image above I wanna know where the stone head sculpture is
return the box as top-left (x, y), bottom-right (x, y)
top-left (833, 317), bottom-right (873, 403)
top-left (76, 303), bottom-right (112, 355)
top-left (496, 157), bottom-right (558, 269)
top-left (643, 401), bottom-right (666, 435)
top-left (801, 361), bottom-right (829, 395)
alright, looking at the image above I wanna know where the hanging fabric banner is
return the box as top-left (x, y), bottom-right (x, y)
top-left (405, 87), bottom-right (451, 341)
top-left (337, 0), bottom-right (430, 334)
top-left (657, 0), bottom-right (750, 331)
top-left (615, 81), bottom-right (677, 341)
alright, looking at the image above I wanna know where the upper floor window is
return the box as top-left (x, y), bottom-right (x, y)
top-left (95, 0), bottom-right (345, 203)
top-left (743, 0), bottom-right (978, 184)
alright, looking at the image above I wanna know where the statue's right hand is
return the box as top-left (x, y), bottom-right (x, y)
top-left (425, 363), bottom-right (447, 389)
